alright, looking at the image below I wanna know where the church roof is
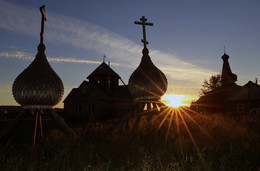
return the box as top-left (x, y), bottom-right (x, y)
top-left (196, 83), bottom-right (241, 105)
top-left (63, 81), bottom-right (132, 103)
top-left (221, 52), bottom-right (237, 86)
top-left (87, 62), bottom-right (120, 80)
top-left (196, 89), bottom-right (224, 104)
top-left (64, 81), bottom-right (108, 103)
top-left (226, 81), bottom-right (260, 102)
top-left (128, 48), bottom-right (167, 100)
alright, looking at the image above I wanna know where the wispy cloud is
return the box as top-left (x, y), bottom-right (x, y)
top-left (0, 0), bottom-right (215, 84)
top-left (48, 57), bottom-right (119, 66)
top-left (0, 51), bottom-right (32, 60)
top-left (0, 51), bottom-right (120, 65)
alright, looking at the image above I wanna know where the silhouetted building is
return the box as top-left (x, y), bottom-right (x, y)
top-left (192, 52), bottom-right (260, 114)
top-left (64, 16), bottom-right (168, 121)
top-left (191, 52), bottom-right (241, 113)
top-left (63, 62), bottom-right (134, 120)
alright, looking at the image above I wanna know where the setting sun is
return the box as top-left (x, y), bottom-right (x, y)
top-left (161, 94), bottom-right (187, 108)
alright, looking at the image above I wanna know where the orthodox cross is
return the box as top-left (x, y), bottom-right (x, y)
top-left (134, 16), bottom-right (153, 48)
top-left (40, 5), bottom-right (47, 44)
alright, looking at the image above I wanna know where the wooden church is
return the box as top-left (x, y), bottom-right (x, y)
top-left (63, 16), bottom-right (168, 121)
top-left (63, 61), bottom-right (134, 120)
top-left (191, 52), bottom-right (260, 115)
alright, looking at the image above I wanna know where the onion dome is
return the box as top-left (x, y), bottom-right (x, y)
top-left (128, 47), bottom-right (168, 100)
top-left (221, 53), bottom-right (229, 60)
top-left (12, 44), bottom-right (64, 109)
top-left (12, 5), bottom-right (64, 109)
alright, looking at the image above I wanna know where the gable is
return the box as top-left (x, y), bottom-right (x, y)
top-left (87, 62), bottom-right (120, 80)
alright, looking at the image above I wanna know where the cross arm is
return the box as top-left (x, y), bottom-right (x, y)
top-left (134, 21), bottom-right (153, 26)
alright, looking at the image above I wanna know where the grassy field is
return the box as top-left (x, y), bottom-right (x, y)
top-left (0, 109), bottom-right (259, 170)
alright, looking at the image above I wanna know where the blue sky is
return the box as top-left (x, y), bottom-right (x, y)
top-left (0, 0), bottom-right (260, 107)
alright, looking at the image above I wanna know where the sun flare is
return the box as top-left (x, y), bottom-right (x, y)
top-left (161, 94), bottom-right (187, 108)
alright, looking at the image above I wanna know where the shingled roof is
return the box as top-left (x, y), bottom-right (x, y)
top-left (87, 62), bottom-right (120, 80)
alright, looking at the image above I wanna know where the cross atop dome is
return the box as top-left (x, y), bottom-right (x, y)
top-left (134, 16), bottom-right (153, 48)
top-left (37, 5), bottom-right (47, 52)
top-left (39, 5), bottom-right (47, 45)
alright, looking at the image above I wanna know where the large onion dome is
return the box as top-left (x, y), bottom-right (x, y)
top-left (128, 47), bottom-right (167, 100)
top-left (12, 43), bottom-right (64, 109)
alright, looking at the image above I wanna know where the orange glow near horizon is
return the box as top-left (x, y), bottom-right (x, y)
top-left (161, 94), bottom-right (188, 108)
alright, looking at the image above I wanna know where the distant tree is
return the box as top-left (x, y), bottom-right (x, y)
top-left (200, 74), bottom-right (221, 95)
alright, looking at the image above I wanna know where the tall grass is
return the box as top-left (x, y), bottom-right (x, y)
top-left (0, 112), bottom-right (259, 170)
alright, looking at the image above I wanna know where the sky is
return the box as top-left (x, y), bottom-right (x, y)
top-left (0, 0), bottom-right (260, 108)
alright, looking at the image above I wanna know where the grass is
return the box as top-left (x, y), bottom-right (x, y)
top-left (0, 110), bottom-right (260, 170)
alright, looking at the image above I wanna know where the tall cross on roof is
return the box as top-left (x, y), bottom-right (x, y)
top-left (40, 5), bottom-right (47, 44)
top-left (134, 16), bottom-right (153, 48)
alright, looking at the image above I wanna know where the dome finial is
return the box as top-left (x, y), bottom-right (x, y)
top-left (38, 5), bottom-right (47, 52)
top-left (103, 55), bottom-right (106, 62)
top-left (222, 46), bottom-right (229, 61)
top-left (134, 16), bottom-right (153, 48)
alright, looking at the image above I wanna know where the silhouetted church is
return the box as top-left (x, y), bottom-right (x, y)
top-left (191, 52), bottom-right (260, 115)
top-left (63, 61), bottom-right (134, 120)
top-left (64, 16), bottom-right (168, 120)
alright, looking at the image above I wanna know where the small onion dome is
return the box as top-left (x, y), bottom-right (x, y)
top-left (226, 73), bottom-right (237, 83)
top-left (128, 47), bottom-right (168, 100)
top-left (222, 53), bottom-right (229, 60)
top-left (222, 73), bottom-right (238, 85)
top-left (231, 73), bottom-right (237, 82)
top-left (12, 43), bottom-right (64, 109)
